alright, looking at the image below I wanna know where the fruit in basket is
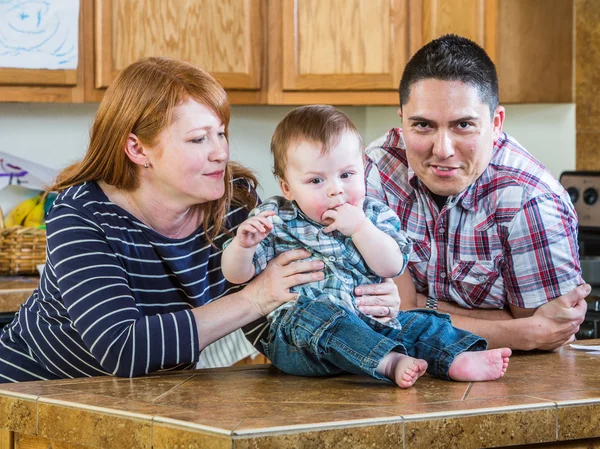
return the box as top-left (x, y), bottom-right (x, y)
top-left (4, 193), bottom-right (44, 228)
top-left (23, 196), bottom-right (46, 227)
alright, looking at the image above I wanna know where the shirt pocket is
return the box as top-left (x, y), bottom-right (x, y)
top-left (450, 259), bottom-right (502, 307)
top-left (408, 240), bottom-right (431, 293)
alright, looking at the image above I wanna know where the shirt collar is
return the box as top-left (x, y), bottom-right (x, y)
top-left (276, 198), bottom-right (300, 221)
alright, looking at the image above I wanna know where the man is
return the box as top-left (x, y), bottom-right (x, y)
top-left (365, 34), bottom-right (589, 351)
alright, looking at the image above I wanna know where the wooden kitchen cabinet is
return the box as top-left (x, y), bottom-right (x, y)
top-left (91, 0), bottom-right (266, 104)
top-left (417, 0), bottom-right (574, 103)
top-left (0, 0), bottom-right (574, 105)
top-left (268, 0), bottom-right (421, 105)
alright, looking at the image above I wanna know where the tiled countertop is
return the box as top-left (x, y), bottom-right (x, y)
top-left (0, 276), bottom-right (38, 313)
top-left (1, 341), bottom-right (600, 449)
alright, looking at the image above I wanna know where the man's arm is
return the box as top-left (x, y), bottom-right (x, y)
top-left (396, 277), bottom-right (590, 350)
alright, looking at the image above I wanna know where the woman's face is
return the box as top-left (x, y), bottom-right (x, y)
top-left (145, 100), bottom-right (229, 208)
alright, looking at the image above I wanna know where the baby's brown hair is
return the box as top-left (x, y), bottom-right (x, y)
top-left (271, 105), bottom-right (362, 180)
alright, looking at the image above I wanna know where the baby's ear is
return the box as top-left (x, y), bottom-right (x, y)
top-left (279, 179), bottom-right (294, 201)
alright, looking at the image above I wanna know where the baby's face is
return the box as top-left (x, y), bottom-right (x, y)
top-left (279, 131), bottom-right (365, 225)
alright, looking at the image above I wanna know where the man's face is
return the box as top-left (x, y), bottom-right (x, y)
top-left (400, 79), bottom-right (504, 196)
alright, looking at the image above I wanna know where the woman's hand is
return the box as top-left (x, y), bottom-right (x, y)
top-left (244, 249), bottom-right (324, 316)
top-left (354, 278), bottom-right (400, 323)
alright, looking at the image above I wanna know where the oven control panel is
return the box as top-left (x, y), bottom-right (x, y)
top-left (560, 172), bottom-right (600, 229)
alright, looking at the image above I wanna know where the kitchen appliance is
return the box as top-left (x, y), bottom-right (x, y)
top-left (560, 171), bottom-right (600, 339)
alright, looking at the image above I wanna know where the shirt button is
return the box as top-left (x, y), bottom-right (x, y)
top-left (328, 256), bottom-right (336, 262)
top-left (438, 228), bottom-right (445, 235)
top-left (440, 272), bottom-right (447, 279)
top-left (479, 275), bottom-right (487, 282)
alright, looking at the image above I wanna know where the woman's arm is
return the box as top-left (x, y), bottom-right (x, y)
top-left (194, 249), bottom-right (325, 349)
top-left (50, 205), bottom-right (324, 376)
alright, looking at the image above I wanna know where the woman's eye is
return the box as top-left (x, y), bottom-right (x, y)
top-left (191, 136), bottom-right (206, 144)
top-left (218, 132), bottom-right (226, 139)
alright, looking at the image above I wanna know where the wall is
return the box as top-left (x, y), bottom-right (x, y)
top-left (0, 103), bottom-right (574, 198)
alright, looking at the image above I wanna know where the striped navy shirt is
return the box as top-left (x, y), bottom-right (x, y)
top-left (0, 181), bottom-right (249, 383)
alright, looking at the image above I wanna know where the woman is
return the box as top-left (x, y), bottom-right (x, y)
top-left (0, 57), bottom-right (400, 382)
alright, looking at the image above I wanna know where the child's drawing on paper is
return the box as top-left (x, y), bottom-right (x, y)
top-left (0, 0), bottom-right (79, 70)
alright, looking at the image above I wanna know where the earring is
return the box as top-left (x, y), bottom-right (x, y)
top-left (144, 161), bottom-right (149, 168)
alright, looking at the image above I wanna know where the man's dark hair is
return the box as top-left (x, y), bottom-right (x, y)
top-left (399, 34), bottom-right (499, 118)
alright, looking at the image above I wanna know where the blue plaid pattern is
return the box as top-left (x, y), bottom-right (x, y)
top-left (238, 196), bottom-right (411, 326)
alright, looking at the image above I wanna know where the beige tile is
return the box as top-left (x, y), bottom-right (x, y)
top-left (233, 423), bottom-right (403, 449)
top-left (154, 402), bottom-right (369, 434)
top-left (155, 370), bottom-right (469, 409)
top-left (234, 407), bottom-right (403, 435)
top-left (382, 395), bottom-right (557, 420)
top-left (153, 423), bottom-right (232, 449)
top-left (468, 347), bottom-right (600, 400)
top-left (403, 408), bottom-right (556, 449)
top-left (37, 401), bottom-right (152, 449)
top-left (542, 389), bottom-right (600, 441)
top-left (46, 374), bottom-right (194, 402)
top-left (0, 394), bottom-right (36, 435)
top-left (0, 383), bottom-right (74, 398)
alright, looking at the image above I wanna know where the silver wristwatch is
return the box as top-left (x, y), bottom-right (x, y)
top-left (425, 296), bottom-right (439, 310)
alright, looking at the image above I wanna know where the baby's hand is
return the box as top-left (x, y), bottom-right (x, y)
top-left (236, 211), bottom-right (275, 248)
top-left (321, 199), bottom-right (367, 236)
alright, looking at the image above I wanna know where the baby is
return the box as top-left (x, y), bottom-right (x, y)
top-left (222, 105), bottom-right (511, 387)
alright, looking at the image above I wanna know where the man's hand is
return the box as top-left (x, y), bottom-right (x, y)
top-left (524, 284), bottom-right (590, 350)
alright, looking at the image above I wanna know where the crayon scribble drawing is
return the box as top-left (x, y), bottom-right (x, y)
top-left (0, 0), bottom-right (79, 70)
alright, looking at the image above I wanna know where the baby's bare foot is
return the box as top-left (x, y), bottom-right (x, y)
top-left (376, 352), bottom-right (428, 388)
top-left (448, 348), bottom-right (512, 382)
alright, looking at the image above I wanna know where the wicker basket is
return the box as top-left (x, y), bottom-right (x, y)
top-left (0, 209), bottom-right (46, 275)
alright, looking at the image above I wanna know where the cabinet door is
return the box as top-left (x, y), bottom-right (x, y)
top-left (421, 0), bottom-right (496, 58)
top-left (496, 0), bottom-right (573, 103)
top-left (0, 0), bottom-right (86, 103)
top-left (419, 0), bottom-right (573, 103)
top-left (281, 0), bottom-right (411, 91)
top-left (94, 0), bottom-right (264, 97)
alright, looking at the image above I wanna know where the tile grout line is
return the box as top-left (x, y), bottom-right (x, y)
top-left (461, 382), bottom-right (473, 401)
top-left (152, 374), bottom-right (196, 403)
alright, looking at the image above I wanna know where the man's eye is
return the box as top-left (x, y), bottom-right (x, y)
top-left (414, 122), bottom-right (429, 129)
top-left (309, 178), bottom-right (322, 184)
top-left (457, 122), bottom-right (472, 129)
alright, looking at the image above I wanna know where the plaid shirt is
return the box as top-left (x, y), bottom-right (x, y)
top-left (365, 129), bottom-right (583, 310)
top-left (238, 196), bottom-right (411, 324)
